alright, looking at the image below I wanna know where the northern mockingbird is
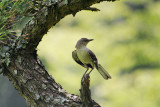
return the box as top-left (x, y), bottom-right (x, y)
top-left (72, 38), bottom-right (111, 80)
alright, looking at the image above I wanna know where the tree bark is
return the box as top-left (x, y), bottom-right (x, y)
top-left (80, 74), bottom-right (100, 107)
top-left (0, 0), bottom-right (116, 106)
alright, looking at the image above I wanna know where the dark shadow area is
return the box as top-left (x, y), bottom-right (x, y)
top-left (0, 75), bottom-right (27, 107)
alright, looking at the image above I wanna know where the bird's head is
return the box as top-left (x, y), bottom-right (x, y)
top-left (75, 38), bottom-right (94, 48)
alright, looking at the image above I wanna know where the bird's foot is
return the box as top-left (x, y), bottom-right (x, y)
top-left (82, 73), bottom-right (89, 79)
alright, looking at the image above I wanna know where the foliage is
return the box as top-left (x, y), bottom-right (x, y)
top-left (0, 0), bottom-right (38, 38)
top-left (0, 0), bottom-right (41, 67)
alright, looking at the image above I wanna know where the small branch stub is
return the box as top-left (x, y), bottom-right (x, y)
top-left (80, 74), bottom-right (101, 107)
top-left (84, 7), bottom-right (100, 12)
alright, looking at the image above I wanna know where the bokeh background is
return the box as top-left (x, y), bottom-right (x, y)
top-left (1, 0), bottom-right (160, 107)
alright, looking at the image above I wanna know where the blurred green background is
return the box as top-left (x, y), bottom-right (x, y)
top-left (37, 0), bottom-right (160, 107)
top-left (1, 0), bottom-right (160, 107)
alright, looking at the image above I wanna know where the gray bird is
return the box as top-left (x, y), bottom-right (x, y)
top-left (72, 38), bottom-right (111, 80)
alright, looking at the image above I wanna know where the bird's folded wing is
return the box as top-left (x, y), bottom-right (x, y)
top-left (72, 50), bottom-right (85, 68)
top-left (88, 49), bottom-right (98, 68)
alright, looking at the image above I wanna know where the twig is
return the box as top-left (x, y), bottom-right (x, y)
top-left (84, 7), bottom-right (100, 12)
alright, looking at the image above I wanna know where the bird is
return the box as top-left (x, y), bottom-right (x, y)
top-left (72, 38), bottom-right (111, 80)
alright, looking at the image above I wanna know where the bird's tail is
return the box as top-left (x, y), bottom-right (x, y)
top-left (96, 64), bottom-right (111, 80)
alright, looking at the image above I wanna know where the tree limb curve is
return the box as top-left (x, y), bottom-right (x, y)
top-left (0, 0), bottom-right (116, 106)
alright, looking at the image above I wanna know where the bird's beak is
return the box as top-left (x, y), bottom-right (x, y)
top-left (88, 39), bottom-right (94, 41)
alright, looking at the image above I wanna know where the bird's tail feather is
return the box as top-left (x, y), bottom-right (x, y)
top-left (96, 64), bottom-right (111, 80)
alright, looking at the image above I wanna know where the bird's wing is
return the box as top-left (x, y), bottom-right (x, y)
top-left (88, 49), bottom-right (98, 68)
top-left (72, 50), bottom-right (86, 68)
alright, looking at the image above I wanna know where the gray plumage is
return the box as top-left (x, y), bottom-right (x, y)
top-left (72, 38), bottom-right (111, 80)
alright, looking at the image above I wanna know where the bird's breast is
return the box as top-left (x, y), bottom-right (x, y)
top-left (77, 47), bottom-right (92, 64)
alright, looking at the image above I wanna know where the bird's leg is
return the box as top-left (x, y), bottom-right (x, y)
top-left (88, 68), bottom-right (93, 75)
top-left (82, 68), bottom-right (89, 79)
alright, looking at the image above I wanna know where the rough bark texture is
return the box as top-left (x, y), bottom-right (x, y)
top-left (80, 74), bottom-right (101, 107)
top-left (3, 51), bottom-right (82, 107)
top-left (0, 0), bottom-right (116, 106)
top-left (22, 0), bottom-right (116, 51)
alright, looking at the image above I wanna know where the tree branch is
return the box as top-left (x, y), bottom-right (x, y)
top-left (3, 52), bottom-right (82, 106)
top-left (0, 0), bottom-right (116, 106)
top-left (80, 74), bottom-right (101, 107)
top-left (21, 0), bottom-right (116, 51)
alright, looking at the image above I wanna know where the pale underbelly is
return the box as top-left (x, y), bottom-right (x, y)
top-left (77, 49), bottom-right (92, 65)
